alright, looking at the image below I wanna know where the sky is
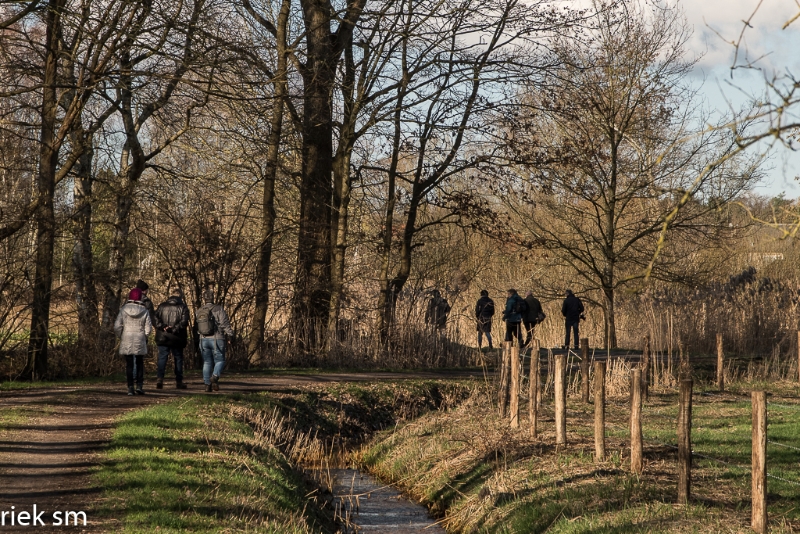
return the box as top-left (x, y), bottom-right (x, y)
top-left (682, 0), bottom-right (800, 197)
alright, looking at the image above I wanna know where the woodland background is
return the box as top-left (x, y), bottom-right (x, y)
top-left (2, 0), bottom-right (800, 379)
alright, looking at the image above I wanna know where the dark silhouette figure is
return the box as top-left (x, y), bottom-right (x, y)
top-left (475, 290), bottom-right (495, 348)
top-left (503, 288), bottom-right (525, 347)
top-left (561, 289), bottom-right (584, 350)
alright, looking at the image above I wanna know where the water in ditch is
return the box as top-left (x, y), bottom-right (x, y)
top-left (328, 468), bottom-right (446, 533)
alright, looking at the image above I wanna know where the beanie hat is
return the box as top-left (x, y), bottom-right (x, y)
top-left (135, 279), bottom-right (149, 291)
top-left (128, 288), bottom-right (143, 302)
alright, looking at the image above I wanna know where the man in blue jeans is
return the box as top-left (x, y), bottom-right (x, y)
top-left (196, 289), bottom-right (235, 392)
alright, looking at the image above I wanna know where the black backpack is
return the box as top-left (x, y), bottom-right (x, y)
top-left (512, 298), bottom-right (528, 315)
top-left (196, 304), bottom-right (216, 336)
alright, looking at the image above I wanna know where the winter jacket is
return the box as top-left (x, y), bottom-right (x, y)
top-left (425, 296), bottom-right (451, 328)
top-left (524, 295), bottom-right (543, 324)
top-left (561, 294), bottom-right (584, 323)
top-left (475, 296), bottom-right (495, 320)
top-left (141, 295), bottom-right (155, 322)
top-left (154, 296), bottom-right (190, 348)
top-left (197, 304), bottom-right (235, 340)
top-left (114, 301), bottom-right (153, 356)
top-left (503, 294), bottom-right (524, 323)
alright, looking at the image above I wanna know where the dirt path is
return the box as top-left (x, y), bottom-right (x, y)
top-left (0, 370), bottom-right (479, 533)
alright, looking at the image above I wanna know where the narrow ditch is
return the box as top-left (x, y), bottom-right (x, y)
top-left (327, 468), bottom-right (446, 533)
top-left (232, 382), bottom-right (471, 532)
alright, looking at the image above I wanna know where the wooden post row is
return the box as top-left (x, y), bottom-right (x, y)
top-left (529, 339), bottom-right (540, 438)
top-left (630, 369), bottom-right (643, 474)
top-left (641, 335), bottom-right (650, 402)
top-left (594, 360), bottom-right (606, 462)
top-left (581, 338), bottom-right (590, 404)
top-left (752, 391), bottom-right (767, 534)
top-left (555, 353), bottom-right (566, 446)
top-left (677, 379), bottom-right (693, 505)
top-left (498, 342), bottom-right (510, 417)
top-left (797, 330), bottom-right (800, 384)
top-left (510, 345), bottom-right (520, 428)
top-left (716, 333), bottom-right (724, 392)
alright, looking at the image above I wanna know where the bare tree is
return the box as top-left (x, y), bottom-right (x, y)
top-left (506, 0), bottom-right (762, 348)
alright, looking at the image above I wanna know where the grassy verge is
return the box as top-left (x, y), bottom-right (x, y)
top-left (361, 379), bottom-right (800, 533)
top-left (96, 379), bottom-right (475, 533)
top-left (96, 396), bottom-right (332, 533)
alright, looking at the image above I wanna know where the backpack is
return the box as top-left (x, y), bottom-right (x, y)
top-left (196, 304), bottom-right (216, 336)
top-left (512, 298), bottom-right (528, 315)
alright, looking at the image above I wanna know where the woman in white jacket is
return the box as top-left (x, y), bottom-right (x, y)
top-left (114, 288), bottom-right (153, 395)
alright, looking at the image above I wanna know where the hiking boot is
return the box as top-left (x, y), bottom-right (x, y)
top-left (176, 381), bottom-right (187, 389)
top-left (211, 375), bottom-right (219, 392)
top-left (205, 384), bottom-right (213, 393)
top-left (135, 387), bottom-right (145, 395)
top-left (156, 379), bottom-right (163, 389)
top-left (127, 386), bottom-right (135, 396)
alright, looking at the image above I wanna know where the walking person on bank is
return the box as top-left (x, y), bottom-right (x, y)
top-left (425, 289), bottom-right (451, 333)
top-left (502, 288), bottom-right (526, 347)
top-left (135, 279), bottom-right (155, 321)
top-left (114, 288), bottom-right (153, 396)
top-left (154, 288), bottom-right (190, 389)
top-left (196, 289), bottom-right (235, 392)
top-left (561, 289), bottom-right (584, 350)
top-left (475, 290), bottom-right (495, 349)
top-left (523, 290), bottom-right (544, 347)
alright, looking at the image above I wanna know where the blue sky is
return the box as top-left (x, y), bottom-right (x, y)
top-left (684, 0), bottom-right (800, 197)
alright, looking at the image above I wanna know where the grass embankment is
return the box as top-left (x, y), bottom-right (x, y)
top-left (361, 380), bottom-right (800, 533)
top-left (96, 380), bottom-right (474, 533)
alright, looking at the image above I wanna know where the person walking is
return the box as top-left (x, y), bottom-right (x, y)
top-left (154, 288), bottom-right (190, 389)
top-left (522, 290), bottom-right (544, 346)
top-left (475, 290), bottom-right (495, 349)
top-left (196, 289), bottom-right (235, 392)
top-left (425, 290), bottom-right (451, 333)
top-left (561, 289), bottom-right (584, 350)
top-left (502, 288), bottom-right (525, 347)
top-left (114, 288), bottom-right (153, 395)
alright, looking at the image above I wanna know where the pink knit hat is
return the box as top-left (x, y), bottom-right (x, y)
top-left (128, 288), bottom-right (143, 302)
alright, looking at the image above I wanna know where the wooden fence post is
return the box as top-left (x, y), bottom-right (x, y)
top-left (555, 353), bottom-right (566, 446)
top-left (630, 368), bottom-right (643, 474)
top-left (752, 391), bottom-right (767, 534)
top-left (581, 338), bottom-right (590, 403)
top-left (510, 345), bottom-right (520, 428)
top-left (677, 378), bottom-right (693, 504)
top-left (716, 333), bottom-right (724, 392)
top-left (499, 342), bottom-right (510, 417)
top-left (642, 335), bottom-right (650, 402)
top-left (529, 339), bottom-right (540, 438)
top-left (594, 360), bottom-right (606, 462)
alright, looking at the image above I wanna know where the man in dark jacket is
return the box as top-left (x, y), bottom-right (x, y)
top-left (502, 288), bottom-right (525, 347)
top-left (523, 291), bottom-right (544, 347)
top-left (154, 288), bottom-right (190, 389)
top-left (425, 290), bottom-right (451, 332)
top-left (475, 290), bottom-right (495, 349)
top-left (561, 289), bottom-right (584, 350)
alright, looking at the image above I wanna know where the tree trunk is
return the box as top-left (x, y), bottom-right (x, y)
top-left (603, 285), bottom-right (617, 349)
top-left (24, 0), bottom-right (64, 380)
top-left (247, 0), bottom-right (290, 362)
top-left (292, 0), bottom-right (339, 353)
top-left (72, 131), bottom-right (99, 343)
top-left (100, 49), bottom-right (146, 329)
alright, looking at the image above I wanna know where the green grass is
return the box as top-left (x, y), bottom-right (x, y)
top-left (361, 381), bottom-right (800, 533)
top-left (96, 396), bottom-right (332, 533)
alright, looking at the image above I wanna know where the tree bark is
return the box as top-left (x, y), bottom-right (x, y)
top-left (72, 131), bottom-right (99, 343)
top-left (24, 0), bottom-right (64, 380)
top-left (247, 0), bottom-right (290, 362)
